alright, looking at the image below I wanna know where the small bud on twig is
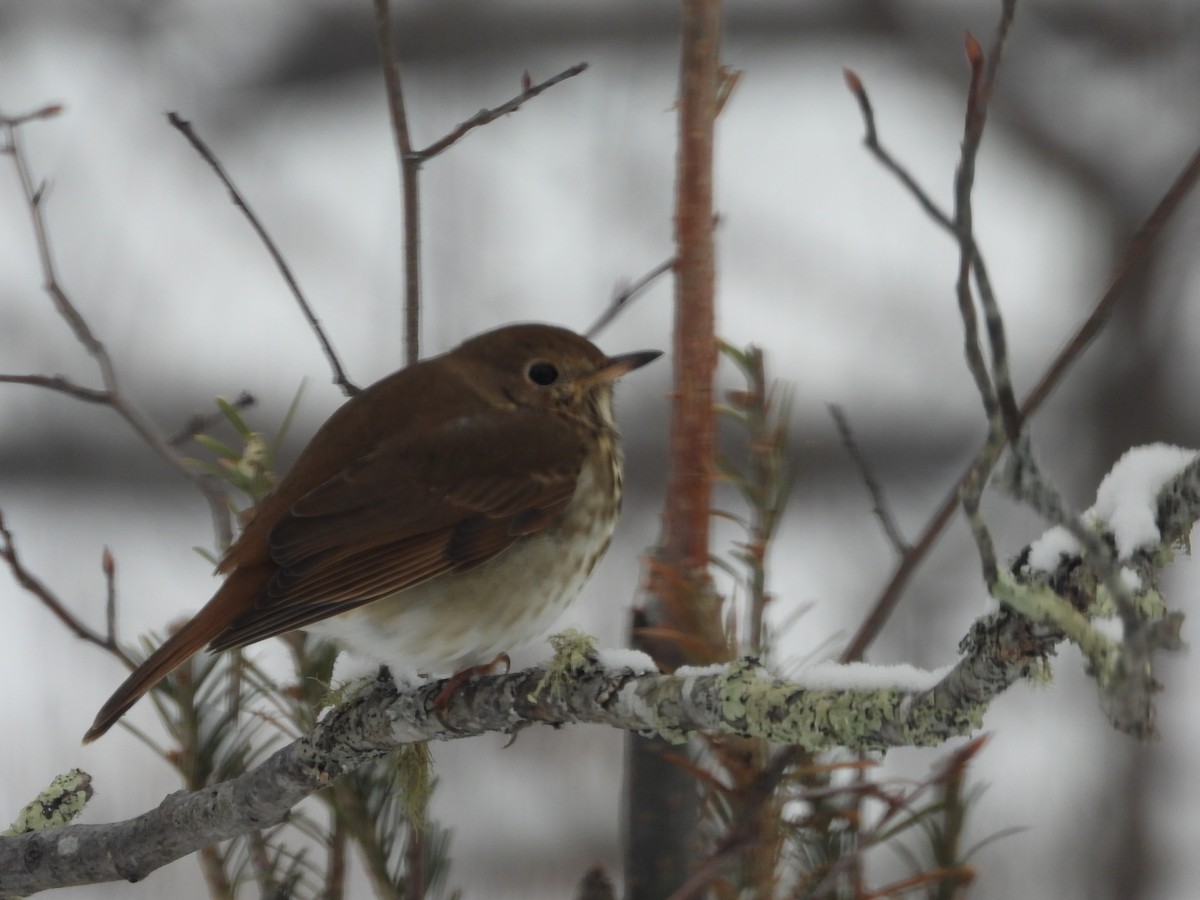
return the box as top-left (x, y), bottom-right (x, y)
top-left (964, 31), bottom-right (984, 70)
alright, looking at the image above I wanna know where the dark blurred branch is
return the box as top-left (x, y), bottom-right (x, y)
top-left (102, 547), bottom-right (117, 651)
top-left (829, 403), bottom-right (909, 556)
top-left (165, 112), bottom-right (359, 397)
top-left (1019, 144), bottom-right (1200, 415)
top-left (576, 866), bottom-right (616, 900)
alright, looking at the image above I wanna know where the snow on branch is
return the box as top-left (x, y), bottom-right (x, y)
top-left (0, 652), bottom-right (961, 896)
top-left (6, 440), bottom-right (1197, 898)
top-left (995, 443), bottom-right (1197, 737)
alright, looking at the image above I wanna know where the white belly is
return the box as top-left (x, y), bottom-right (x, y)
top-left (306, 454), bottom-right (618, 675)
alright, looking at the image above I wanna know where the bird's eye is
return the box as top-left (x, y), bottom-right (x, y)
top-left (526, 361), bottom-right (559, 386)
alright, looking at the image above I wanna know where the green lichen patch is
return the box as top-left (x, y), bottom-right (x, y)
top-left (5, 768), bottom-right (93, 835)
top-left (535, 629), bottom-right (599, 703)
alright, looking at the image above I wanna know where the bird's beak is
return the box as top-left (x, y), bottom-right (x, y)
top-left (583, 349), bottom-right (663, 386)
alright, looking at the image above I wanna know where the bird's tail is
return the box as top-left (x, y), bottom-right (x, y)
top-left (82, 564), bottom-right (267, 743)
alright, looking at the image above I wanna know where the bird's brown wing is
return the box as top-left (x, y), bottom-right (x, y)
top-left (207, 409), bottom-right (587, 650)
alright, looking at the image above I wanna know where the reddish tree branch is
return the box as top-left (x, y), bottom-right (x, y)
top-left (653, 0), bottom-right (720, 630)
top-left (628, 4), bottom-right (723, 898)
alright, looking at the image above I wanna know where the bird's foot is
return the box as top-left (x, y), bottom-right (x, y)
top-left (432, 653), bottom-right (511, 728)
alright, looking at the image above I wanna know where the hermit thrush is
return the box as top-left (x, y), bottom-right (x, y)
top-left (84, 323), bottom-right (659, 742)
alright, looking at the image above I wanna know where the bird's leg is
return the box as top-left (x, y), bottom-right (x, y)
top-left (431, 653), bottom-right (511, 727)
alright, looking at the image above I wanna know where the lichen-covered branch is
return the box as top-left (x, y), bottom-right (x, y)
top-left (3, 448), bottom-right (1195, 895)
top-left (4, 770), bottom-right (92, 837)
top-left (999, 446), bottom-right (1198, 736)
top-left (0, 655), bottom-right (957, 896)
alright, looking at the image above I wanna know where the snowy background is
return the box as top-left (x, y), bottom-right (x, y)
top-left (2, 1), bottom-right (1200, 897)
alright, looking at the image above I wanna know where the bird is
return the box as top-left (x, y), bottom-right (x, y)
top-left (84, 323), bottom-right (660, 742)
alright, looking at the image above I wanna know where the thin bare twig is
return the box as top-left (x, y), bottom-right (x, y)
top-left (847, 31), bottom-right (1021, 443)
top-left (974, 2), bottom-right (1021, 444)
top-left (413, 63), bottom-right (589, 163)
top-left (371, 0), bottom-right (421, 367)
top-left (952, 33), bottom-right (999, 425)
top-left (841, 140), bottom-right (1200, 662)
top-left (828, 404), bottom-right (910, 555)
top-left (954, 7), bottom-right (1022, 443)
top-left (1, 109), bottom-right (233, 546)
top-left (0, 103), bottom-right (64, 129)
top-left (165, 112), bottom-right (359, 397)
top-left (368, 7), bottom-right (587, 368)
top-left (842, 70), bottom-right (951, 230)
top-left (953, 7), bottom-right (1020, 592)
top-left (586, 256), bottom-right (675, 339)
top-left (0, 511), bottom-right (131, 667)
top-left (1, 111), bottom-right (114, 386)
top-left (844, 65), bottom-right (1006, 390)
top-left (0, 373), bottom-right (110, 403)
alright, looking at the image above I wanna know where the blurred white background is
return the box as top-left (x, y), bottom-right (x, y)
top-left (2, 0), bottom-right (1200, 897)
